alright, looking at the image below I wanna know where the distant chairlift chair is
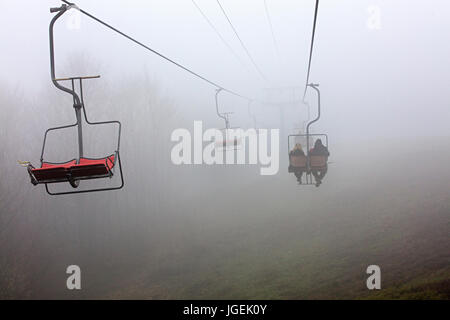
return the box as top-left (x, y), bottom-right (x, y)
top-left (214, 88), bottom-right (242, 151)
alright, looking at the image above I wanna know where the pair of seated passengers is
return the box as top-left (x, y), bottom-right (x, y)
top-left (289, 139), bottom-right (330, 187)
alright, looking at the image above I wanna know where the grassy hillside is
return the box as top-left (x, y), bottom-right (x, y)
top-left (101, 139), bottom-right (450, 300)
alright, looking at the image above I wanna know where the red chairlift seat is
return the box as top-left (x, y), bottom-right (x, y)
top-left (30, 154), bottom-right (116, 185)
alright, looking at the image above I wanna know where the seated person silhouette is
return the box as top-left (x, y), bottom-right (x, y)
top-left (289, 144), bottom-right (306, 184)
top-left (309, 139), bottom-right (330, 187)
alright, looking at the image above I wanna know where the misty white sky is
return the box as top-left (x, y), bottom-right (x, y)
top-left (0, 0), bottom-right (449, 142)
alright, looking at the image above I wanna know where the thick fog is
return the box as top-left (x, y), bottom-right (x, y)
top-left (0, 0), bottom-right (449, 299)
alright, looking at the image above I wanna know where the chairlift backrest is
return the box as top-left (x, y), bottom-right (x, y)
top-left (289, 154), bottom-right (307, 168)
top-left (310, 155), bottom-right (327, 168)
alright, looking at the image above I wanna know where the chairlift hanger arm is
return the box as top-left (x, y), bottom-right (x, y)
top-left (299, 98), bottom-right (312, 133)
top-left (49, 4), bottom-right (87, 160)
top-left (215, 88), bottom-right (231, 129)
top-left (49, 5), bottom-right (82, 107)
top-left (305, 83), bottom-right (321, 151)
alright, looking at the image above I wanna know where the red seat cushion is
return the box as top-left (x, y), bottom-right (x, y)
top-left (76, 155), bottom-right (115, 170)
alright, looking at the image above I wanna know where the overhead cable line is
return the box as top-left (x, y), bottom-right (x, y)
top-left (303, 0), bottom-right (320, 100)
top-left (263, 0), bottom-right (280, 61)
top-left (191, 0), bottom-right (251, 74)
top-left (60, 0), bottom-right (254, 101)
top-left (215, 0), bottom-right (268, 82)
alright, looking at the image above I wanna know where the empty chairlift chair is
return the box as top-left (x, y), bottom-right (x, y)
top-left (24, 4), bottom-right (123, 195)
top-left (214, 88), bottom-right (242, 151)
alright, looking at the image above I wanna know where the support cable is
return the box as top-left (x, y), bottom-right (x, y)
top-left (60, 0), bottom-right (254, 101)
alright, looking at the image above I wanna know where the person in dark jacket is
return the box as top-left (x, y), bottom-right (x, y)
top-left (289, 144), bottom-right (306, 184)
top-left (309, 139), bottom-right (330, 187)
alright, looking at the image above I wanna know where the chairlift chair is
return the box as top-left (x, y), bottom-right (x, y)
top-left (23, 5), bottom-right (124, 195)
top-left (288, 133), bottom-right (329, 185)
top-left (214, 89), bottom-right (242, 151)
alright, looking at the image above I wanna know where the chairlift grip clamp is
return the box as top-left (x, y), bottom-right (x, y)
top-left (50, 5), bottom-right (67, 14)
top-left (50, 3), bottom-right (79, 14)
